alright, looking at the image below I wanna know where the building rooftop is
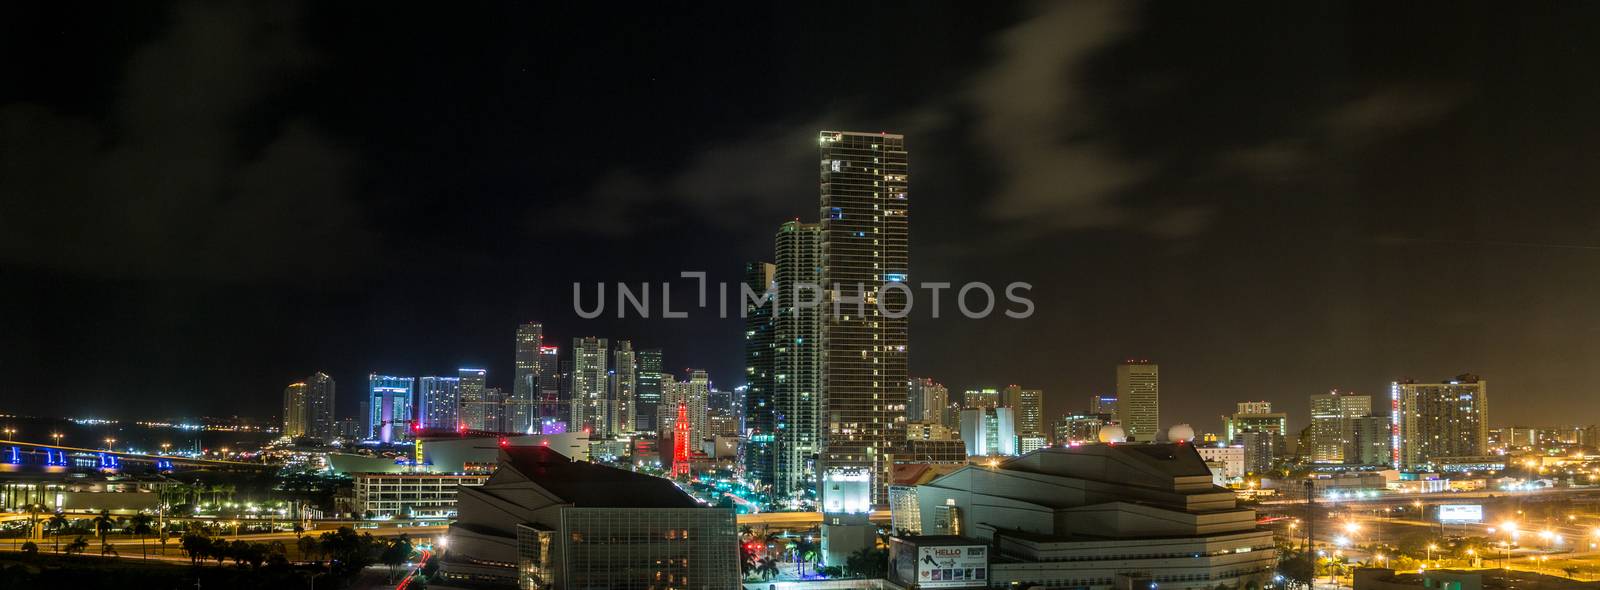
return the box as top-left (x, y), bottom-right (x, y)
top-left (499, 446), bottom-right (701, 509)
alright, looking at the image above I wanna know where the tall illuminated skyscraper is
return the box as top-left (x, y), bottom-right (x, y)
top-left (510, 322), bottom-right (543, 433)
top-left (458, 368), bottom-right (492, 431)
top-left (744, 261), bottom-right (778, 489)
top-left (1116, 360), bottom-right (1159, 442)
top-left (282, 381), bottom-right (308, 438)
top-left (417, 375), bottom-right (461, 430)
top-left (684, 369), bottom-right (710, 445)
top-left (774, 221), bottom-right (823, 499)
top-left (907, 378), bottom-right (948, 424)
top-left (570, 337), bottom-right (610, 436)
top-left (305, 372), bottom-right (337, 441)
top-left (1002, 385), bottom-right (1045, 438)
top-left (1393, 374), bottom-right (1488, 471)
top-left (611, 340), bottom-right (636, 435)
top-left (634, 348), bottom-right (663, 432)
top-left (536, 345), bottom-right (561, 423)
top-left (817, 130), bottom-right (909, 506)
top-left (368, 374), bottom-right (415, 443)
top-left (1089, 394), bottom-right (1118, 421)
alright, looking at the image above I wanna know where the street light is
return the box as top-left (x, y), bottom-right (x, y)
top-left (1427, 543), bottom-right (1438, 564)
top-left (50, 432), bottom-right (62, 446)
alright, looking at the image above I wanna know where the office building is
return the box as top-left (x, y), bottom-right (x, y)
top-left (684, 370), bottom-right (710, 444)
top-left (633, 348), bottom-right (662, 432)
top-left (1089, 394), bottom-right (1118, 421)
top-left (282, 381), bottom-right (308, 438)
top-left (1002, 385), bottom-right (1045, 438)
top-left (368, 374), bottom-right (415, 443)
top-left (1055, 412), bottom-right (1108, 444)
top-left (509, 322), bottom-right (543, 434)
top-left (773, 220), bottom-right (824, 500)
top-left (908, 378), bottom-right (949, 425)
top-left (336, 416), bottom-right (361, 440)
top-left (1236, 430), bottom-right (1277, 474)
top-left (818, 130), bottom-right (910, 507)
top-left (458, 368), bottom-right (494, 432)
top-left (536, 345), bottom-right (562, 424)
top-left (960, 407), bottom-right (1017, 457)
top-left (1117, 360), bottom-right (1160, 442)
top-left (1196, 444), bottom-right (1247, 481)
top-left (1352, 415), bottom-right (1394, 467)
top-left (305, 372), bottom-right (337, 442)
top-left (1310, 390), bottom-right (1370, 463)
top-left (898, 444), bottom-right (1276, 590)
top-left (353, 472), bottom-right (489, 519)
top-left (569, 337), bottom-right (610, 437)
top-left (417, 376), bottom-right (461, 431)
top-left (443, 446), bottom-right (739, 588)
top-left (1223, 403), bottom-right (1288, 443)
top-left (610, 340), bottom-right (636, 436)
top-left (963, 388), bottom-right (1000, 409)
top-left (1394, 374), bottom-right (1489, 471)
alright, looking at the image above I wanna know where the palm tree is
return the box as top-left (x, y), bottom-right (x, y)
top-left (792, 538), bottom-right (820, 577)
top-left (92, 509), bottom-right (114, 546)
top-left (47, 512), bottom-right (68, 552)
top-left (739, 524), bottom-right (754, 540)
top-left (761, 531), bottom-right (783, 559)
top-left (64, 535), bottom-right (89, 555)
top-left (129, 513), bottom-right (154, 558)
top-left (756, 557), bottom-right (781, 580)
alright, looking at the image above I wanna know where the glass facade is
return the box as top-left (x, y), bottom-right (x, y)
top-left (556, 507), bottom-right (739, 590)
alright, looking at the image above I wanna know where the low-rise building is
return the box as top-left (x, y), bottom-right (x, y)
top-left (897, 443), bottom-right (1277, 590)
top-left (352, 472), bottom-right (489, 518)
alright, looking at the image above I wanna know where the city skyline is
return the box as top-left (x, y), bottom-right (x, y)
top-left (8, 3), bottom-right (1600, 432)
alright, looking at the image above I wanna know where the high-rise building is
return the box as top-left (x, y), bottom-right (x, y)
top-left (1351, 415), bottom-right (1394, 466)
top-left (1393, 375), bottom-right (1489, 471)
top-left (744, 261), bottom-right (778, 490)
top-left (1223, 402), bottom-right (1288, 461)
top-left (908, 378), bottom-right (948, 425)
top-left (1089, 394), bottom-right (1118, 421)
top-left (1002, 385), bottom-right (1045, 438)
top-left (1309, 390), bottom-right (1370, 463)
top-left (963, 388), bottom-right (1000, 409)
top-left (684, 370), bottom-right (710, 445)
top-left (1116, 360), bottom-right (1159, 442)
top-left (282, 381), bottom-right (308, 438)
top-left (536, 345), bottom-right (562, 423)
top-left (634, 349), bottom-right (663, 432)
top-left (1054, 412), bottom-right (1107, 443)
top-left (959, 407), bottom-right (1017, 457)
top-left (1236, 430), bottom-right (1278, 474)
top-left (417, 376), bottom-right (461, 430)
top-left (305, 372), bottom-right (337, 442)
top-left (510, 322), bottom-right (543, 434)
top-left (458, 368), bottom-right (493, 431)
top-left (658, 375), bottom-right (683, 438)
top-left (818, 130), bottom-right (910, 507)
top-left (368, 374), bottom-right (415, 443)
top-left (610, 340), bottom-right (636, 436)
top-left (1235, 401), bottom-right (1274, 415)
top-left (570, 337), bottom-right (610, 437)
top-left (773, 221), bottom-right (823, 500)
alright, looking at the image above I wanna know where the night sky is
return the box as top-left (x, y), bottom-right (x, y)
top-left (5, 2), bottom-right (1600, 431)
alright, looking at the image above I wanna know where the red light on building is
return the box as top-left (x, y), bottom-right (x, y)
top-left (498, 437), bottom-right (509, 447)
top-left (671, 402), bottom-right (692, 479)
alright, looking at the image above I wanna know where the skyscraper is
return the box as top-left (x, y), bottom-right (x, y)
top-left (963, 388), bottom-right (1000, 409)
top-left (611, 340), bottom-right (636, 435)
top-left (1309, 390), bottom-right (1370, 464)
top-left (959, 407), bottom-right (1018, 457)
top-left (570, 337), bottom-right (610, 437)
top-left (457, 368), bottom-right (492, 431)
top-left (685, 369), bottom-right (710, 445)
top-left (634, 348), bottom-right (663, 432)
top-left (510, 322), bottom-right (544, 434)
top-left (368, 374), bottom-right (415, 443)
top-left (1352, 415), bottom-right (1394, 466)
top-left (818, 130), bottom-right (909, 506)
top-left (1116, 360), bottom-right (1159, 442)
top-left (1393, 374), bottom-right (1489, 471)
top-left (282, 381), bottom-right (308, 438)
top-left (1001, 385), bottom-right (1044, 438)
top-left (1089, 394), bottom-right (1118, 421)
top-left (537, 345), bottom-right (562, 424)
top-left (773, 221), bottom-right (823, 500)
top-left (305, 371), bottom-right (337, 442)
top-left (744, 261), bottom-right (778, 490)
top-left (417, 375), bottom-right (461, 430)
top-left (907, 378), bottom-right (948, 424)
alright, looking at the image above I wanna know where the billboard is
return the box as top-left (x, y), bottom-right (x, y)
top-left (1437, 504), bottom-right (1484, 523)
top-left (917, 545), bottom-right (988, 588)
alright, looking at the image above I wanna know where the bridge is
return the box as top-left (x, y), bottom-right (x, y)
top-left (0, 438), bottom-right (272, 475)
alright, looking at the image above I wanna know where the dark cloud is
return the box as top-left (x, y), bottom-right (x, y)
top-left (0, 1), bottom-right (373, 283)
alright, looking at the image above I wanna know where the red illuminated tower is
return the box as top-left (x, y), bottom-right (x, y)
top-left (671, 402), bottom-right (692, 479)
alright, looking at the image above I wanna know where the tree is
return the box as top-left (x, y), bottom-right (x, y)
top-left (181, 532), bottom-right (213, 565)
top-left (755, 557), bottom-right (780, 580)
top-left (297, 535), bottom-right (319, 562)
top-left (792, 538), bottom-right (820, 577)
top-left (129, 513), bottom-right (155, 559)
top-left (19, 541), bottom-right (38, 556)
top-left (380, 536), bottom-right (414, 582)
top-left (845, 547), bottom-right (888, 579)
top-left (1279, 555), bottom-right (1316, 590)
top-left (47, 512), bottom-right (68, 552)
top-left (92, 509), bottom-right (114, 546)
top-left (64, 536), bottom-right (89, 555)
top-left (229, 539), bottom-right (251, 566)
top-left (293, 522), bottom-right (305, 538)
